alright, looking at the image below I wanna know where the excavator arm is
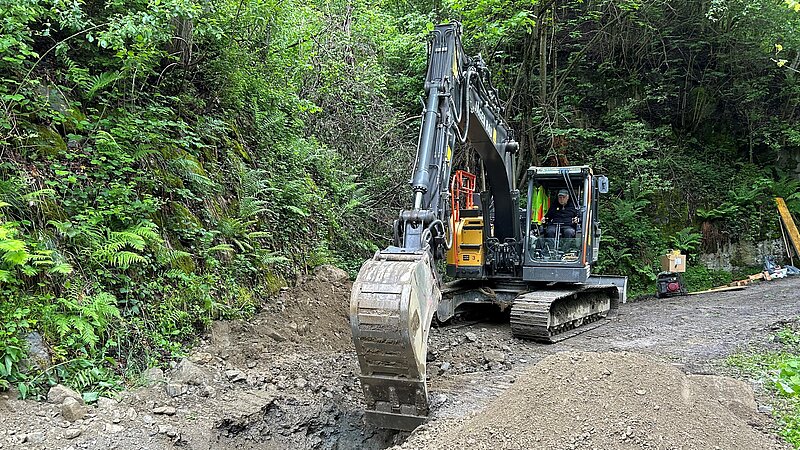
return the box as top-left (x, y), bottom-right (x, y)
top-left (350, 22), bottom-right (520, 430)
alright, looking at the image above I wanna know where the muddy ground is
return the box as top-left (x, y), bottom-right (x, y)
top-left (0, 267), bottom-right (799, 450)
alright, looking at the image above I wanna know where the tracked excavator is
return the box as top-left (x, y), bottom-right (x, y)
top-left (349, 22), bottom-right (627, 431)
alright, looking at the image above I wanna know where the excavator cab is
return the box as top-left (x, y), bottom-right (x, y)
top-left (523, 166), bottom-right (607, 283)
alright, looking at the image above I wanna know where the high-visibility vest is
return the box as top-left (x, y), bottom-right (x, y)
top-left (532, 186), bottom-right (550, 224)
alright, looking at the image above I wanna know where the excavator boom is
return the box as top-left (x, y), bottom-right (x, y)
top-left (349, 22), bottom-right (520, 430)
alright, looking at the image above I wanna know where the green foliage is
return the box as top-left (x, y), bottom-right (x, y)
top-left (1, 0), bottom-right (799, 402)
top-left (777, 359), bottom-right (800, 397)
top-left (727, 326), bottom-right (800, 448)
top-left (0, 0), bottom-right (394, 397)
top-left (682, 266), bottom-right (733, 292)
top-left (669, 228), bottom-right (703, 256)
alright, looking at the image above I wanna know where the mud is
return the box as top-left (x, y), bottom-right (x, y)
top-left (0, 271), bottom-right (798, 450)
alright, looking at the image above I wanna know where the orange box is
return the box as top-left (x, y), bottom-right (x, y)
top-left (661, 252), bottom-right (686, 273)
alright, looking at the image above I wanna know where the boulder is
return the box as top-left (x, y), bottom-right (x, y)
top-left (142, 367), bottom-right (165, 385)
top-left (313, 265), bottom-right (349, 283)
top-left (48, 384), bottom-right (83, 405)
top-left (171, 359), bottom-right (210, 386)
top-left (61, 397), bottom-right (87, 422)
top-left (22, 332), bottom-right (51, 371)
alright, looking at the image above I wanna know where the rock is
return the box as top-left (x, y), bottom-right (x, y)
top-left (439, 362), bottom-right (451, 373)
top-left (48, 384), bottom-right (83, 405)
top-left (758, 405), bottom-right (773, 414)
top-left (313, 265), bottom-right (349, 283)
top-left (142, 415), bottom-right (155, 425)
top-left (61, 398), bottom-right (87, 422)
top-left (158, 424), bottom-right (178, 437)
top-left (165, 383), bottom-right (188, 397)
top-left (23, 432), bottom-right (46, 444)
top-left (484, 350), bottom-right (506, 364)
top-left (125, 407), bottom-right (137, 421)
top-left (199, 386), bottom-right (217, 398)
top-left (266, 328), bottom-right (287, 342)
top-left (153, 406), bottom-right (177, 416)
top-left (171, 360), bottom-right (210, 386)
top-left (465, 332), bottom-right (478, 343)
top-left (225, 369), bottom-right (246, 382)
top-left (96, 396), bottom-right (117, 410)
top-left (430, 393), bottom-right (448, 408)
top-left (635, 389), bottom-right (646, 395)
top-left (142, 367), bottom-right (165, 385)
top-left (189, 352), bottom-right (213, 365)
top-left (23, 332), bottom-right (50, 371)
top-left (64, 428), bottom-right (82, 439)
top-left (294, 378), bottom-right (308, 389)
top-left (105, 423), bottom-right (124, 434)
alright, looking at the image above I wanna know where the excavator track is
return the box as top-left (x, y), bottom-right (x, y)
top-left (510, 286), bottom-right (617, 343)
top-left (349, 250), bottom-right (440, 431)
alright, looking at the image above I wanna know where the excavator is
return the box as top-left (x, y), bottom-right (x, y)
top-left (349, 22), bottom-right (627, 431)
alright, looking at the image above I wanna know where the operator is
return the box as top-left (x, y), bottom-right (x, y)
top-left (542, 189), bottom-right (579, 239)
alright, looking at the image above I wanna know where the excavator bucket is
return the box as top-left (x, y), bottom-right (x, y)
top-left (350, 250), bottom-right (441, 430)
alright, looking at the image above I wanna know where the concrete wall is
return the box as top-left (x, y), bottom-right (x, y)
top-left (700, 239), bottom-right (788, 271)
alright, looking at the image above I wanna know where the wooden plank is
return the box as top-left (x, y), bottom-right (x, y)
top-left (776, 198), bottom-right (800, 257)
top-left (688, 285), bottom-right (748, 295)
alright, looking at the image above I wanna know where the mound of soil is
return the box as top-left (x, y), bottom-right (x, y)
top-left (269, 264), bottom-right (353, 351)
top-left (213, 264), bottom-right (353, 363)
top-left (398, 351), bottom-right (788, 450)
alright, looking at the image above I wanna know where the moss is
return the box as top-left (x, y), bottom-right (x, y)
top-left (262, 270), bottom-right (286, 298)
top-left (168, 201), bottom-right (204, 231)
top-left (28, 125), bottom-right (67, 157)
top-left (152, 167), bottom-right (184, 188)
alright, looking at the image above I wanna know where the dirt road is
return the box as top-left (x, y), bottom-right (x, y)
top-left (1, 269), bottom-right (798, 449)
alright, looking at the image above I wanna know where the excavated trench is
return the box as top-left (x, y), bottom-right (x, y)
top-left (212, 398), bottom-right (406, 449)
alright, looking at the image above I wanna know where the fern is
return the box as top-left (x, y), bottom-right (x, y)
top-left (669, 227), bottom-right (702, 255)
top-left (156, 247), bottom-right (193, 270)
top-left (22, 188), bottom-right (56, 206)
top-left (167, 155), bottom-right (217, 194)
top-left (207, 243), bottom-right (234, 253)
top-left (86, 71), bottom-right (120, 99)
top-left (106, 251), bottom-right (148, 268)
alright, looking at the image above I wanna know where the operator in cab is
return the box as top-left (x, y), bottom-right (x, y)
top-left (542, 189), bottom-right (579, 238)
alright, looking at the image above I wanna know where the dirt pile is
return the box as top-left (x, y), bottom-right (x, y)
top-left (211, 264), bottom-right (353, 369)
top-left (397, 351), bottom-right (788, 450)
top-left (268, 264), bottom-right (353, 351)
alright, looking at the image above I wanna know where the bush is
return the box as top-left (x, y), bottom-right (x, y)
top-left (682, 266), bottom-right (733, 292)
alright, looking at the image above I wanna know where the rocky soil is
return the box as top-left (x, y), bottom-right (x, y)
top-left (0, 269), bottom-right (798, 450)
top-left (397, 352), bottom-right (787, 450)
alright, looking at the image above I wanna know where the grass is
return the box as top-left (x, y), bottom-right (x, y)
top-left (726, 323), bottom-right (800, 448)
